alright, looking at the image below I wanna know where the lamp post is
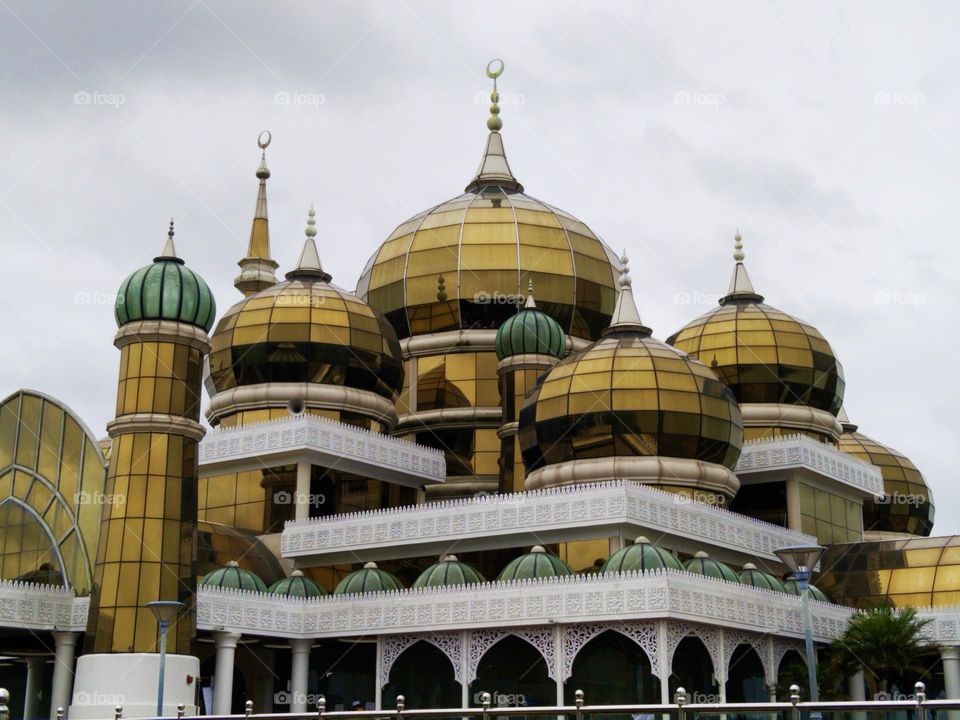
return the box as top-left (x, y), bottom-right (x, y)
top-left (775, 544), bottom-right (826, 719)
top-left (146, 601), bottom-right (185, 717)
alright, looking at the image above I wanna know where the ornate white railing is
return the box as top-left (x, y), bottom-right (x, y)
top-left (280, 480), bottom-right (814, 564)
top-left (918, 606), bottom-right (960, 644)
top-left (196, 567), bottom-right (851, 641)
top-left (198, 413), bottom-right (446, 485)
top-left (0, 580), bottom-right (88, 630)
top-left (736, 434), bottom-right (884, 497)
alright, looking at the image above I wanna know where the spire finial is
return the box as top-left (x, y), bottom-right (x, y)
top-left (524, 277), bottom-right (536, 309)
top-left (156, 218), bottom-right (180, 261)
top-left (486, 59), bottom-right (504, 132)
top-left (285, 204), bottom-right (331, 282)
top-left (256, 130), bottom-right (271, 179)
top-left (720, 229), bottom-right (763, 305)
top-left (236, 131), bottom-right (279, 295)
top-left (603, 251), bottom-right (650, 336)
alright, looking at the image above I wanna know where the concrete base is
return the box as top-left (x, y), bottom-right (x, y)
top-left (69, 653), bottom-right (200, 718)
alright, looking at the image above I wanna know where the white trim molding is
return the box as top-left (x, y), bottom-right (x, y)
top-left (198, 413), bottom-right (446, 488)
top-left (281, 480), bottom-right (815, 566)
top-left (919, 606), bottom-right (960, 645)
top-left (0, 580), bottom-right (88, 631)
top-left (736, 434), bottom-right (884, 498)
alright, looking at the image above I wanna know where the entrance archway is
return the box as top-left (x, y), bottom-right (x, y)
top-left (726, 644), bottom-right (766, 702)
top-left (383, 640), bottom-right (460, 709)
top-left (471, 635), bottom-right (553, 709)
top-left (670, 636), bottom-right (718, 702)
top-left (565, 629), bottom-right (660, 704)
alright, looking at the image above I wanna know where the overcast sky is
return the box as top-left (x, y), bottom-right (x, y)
top-left (2, 1), bottom-right (957, 535)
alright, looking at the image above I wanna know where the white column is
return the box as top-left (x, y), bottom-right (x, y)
top-left (785, 478), bottom-right (802, 532)
top-left (848, 669), bottom-right (866, 720)
top-left (23, 656), bottom-right (45, 720)
top-left (553, 626), bottom-right (564, 706)
top-left (374, 637), bottom-right (383, 710)
top-left (49, 632), bottom-right (79, 720)
top-left (289, 639), bottom-right (313, 713)
top-left (295, 462), bottom-right (311, 521)
top-left (657, 620), bottom-right (671, 705)
top-left (717, 629), bottom-right (727, 703)
top-left (460, 631), bottom-right (469, 709)
top-left (943, 646), bottom-right (960, 720)
top-left (212, 631), bottom-right (242, 715)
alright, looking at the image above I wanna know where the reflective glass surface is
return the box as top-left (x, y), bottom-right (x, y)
top-left (358, 189), bottom-right (620, 340)
top-left (667, 300), bottom-right (844, 413)
top-left (519, 332), bottom-right (743, 472)
top-left (838, 431), bottom-right (935, 536)
top-left (798, 480), bottom-right (863, 544)
top-left (209, 280), bottom-right (404, 401)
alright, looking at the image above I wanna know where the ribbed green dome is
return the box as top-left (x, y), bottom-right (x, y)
top-left (334, 562), bottom-right (403, 595)
top-left (738, 562), bottom-right (786, 592)
top-left (115, 229), bottom-right (216, 332)
top-left (684, 551), bottom-right (740, 583)
top-left (602, 536), bottom-right (683, 574)
top-left (784, 575), bottom-right (830, 602)
top-left (268, 569), bottom-right (326, 598)
top-left (413, 555), bottom-right (485, 588)
top-left (498, 546), bottom-right (573, 580)
top-left (200, 561), bottom-right (267, 592)
top-left (495, 295), bottom-right (565, 360)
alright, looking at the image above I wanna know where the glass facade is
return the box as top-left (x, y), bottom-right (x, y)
top-left (798, 481), bottom-right (863, 544)
top-left (357, 189), bottom-right (620, 341)
top-left (519, 333), bottom-right (743, 473)
top-left (0, 390), bottom-right (107, 593)
top-left (667, 301), bottom-right (844, 414)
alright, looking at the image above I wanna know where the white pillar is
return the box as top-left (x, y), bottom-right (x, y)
top-left (212, 631), bottom-right (242, 715)
top-left (658, 621), bottom-right (671, 705)
top-left (460, 631), bottom-right (469, 709)
top-left (289, 639), bottom-right (313, 713)
top-left (553, 626), bottom-right (564, 707)
top-left (23, 656), bottom-right (45, 720)
top-left (49, 632), bottom-right (79, 720)
top-left (848, 669), bottom-right (866, 720)
top-left (374, 637), bottom-right (383, 710)
top-left (295, 462), bottom-right (311, 521)
top-left (943, 646), bottom-right (960, 720)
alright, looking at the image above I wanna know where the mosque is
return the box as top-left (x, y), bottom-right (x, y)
top-left (0, 61), bottom-right (958, 719)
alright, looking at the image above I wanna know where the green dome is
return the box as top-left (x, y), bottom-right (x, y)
top-left (334, 562), bottom-right (403, 595)
top-left (115, 228), bottom-right (216, 332)
top-left (738, 562), bottom-right (786, 592)
top-left (602, 536), bottom-right (683, 574)
top-left (413, 555), bottom-right (485, 588)
top-left (268, 569), bottom-right (326, 598)
top-left (684, 551), bottom-right (740, 583)
top-left (200, 561), bottom-right (267, 592)
top-left (495, 294), bottom-right (565, 360)
top-left (498, 546), bottom-right (573, 580)
top-left (784, 575), bottom-right (830, 602)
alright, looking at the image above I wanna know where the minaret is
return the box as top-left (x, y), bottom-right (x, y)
top-left (235, 131), bottom-right (279, 295)
top-left (495, 280), bottom-right (565, 492)
top-left (85, 221), bottom-right (214, 665)
top-left (465, 59), bottom-right (524, 193)
top-left (603, 252), bottom-right (652, 336)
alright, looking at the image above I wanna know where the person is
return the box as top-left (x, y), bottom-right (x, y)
top-left (350, 700), bottom-right (364, 711)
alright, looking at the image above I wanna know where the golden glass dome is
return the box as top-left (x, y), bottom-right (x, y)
top-left (667, 238), bottom-right (844, 415)
top-left (518, 264), bottom-right (743, 473)
top-left (356, 118), bottom-right (620, 341)
top-left (837, 414), bottom-right (935, 537)
top-left (209, 211), bottom-right (404, 402)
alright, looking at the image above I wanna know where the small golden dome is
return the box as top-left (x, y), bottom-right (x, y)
top-left (838, 415), bottom-right (935, 537)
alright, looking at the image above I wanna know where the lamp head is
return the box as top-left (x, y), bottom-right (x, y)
top-left (145, 600), bottom-right (185, 624)
top-left (774, 544), bottom-right (826, 574)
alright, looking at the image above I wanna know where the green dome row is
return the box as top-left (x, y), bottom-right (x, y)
top-left (335, 562), bottom-right (403, 595)
top-left (115, 234), bottom-right (216, 332)
top-left (199, 561), bottom-right (268, 592)
top-left (413, 555), bottom-right (486, 588)
top-left (685, 551), bottom-right (740, 583)
top-left (498, 546), bottom-right (572, 580)
top-left (268, 570), bottom-right (326, 597)
top-left (602, 536), bottom-right (683, 573)
top-left (495, 299), bottom-right (565, 360)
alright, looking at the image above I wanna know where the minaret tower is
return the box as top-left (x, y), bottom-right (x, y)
top-left (235, 130), bottom-right (279, 295)
top-left (494, 280), bottom-right (565, 492)
top-left (77, 221), bottom-right (215, 716)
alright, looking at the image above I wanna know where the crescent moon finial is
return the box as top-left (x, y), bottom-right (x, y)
top-left (258, 130), bottom-right (272, 150)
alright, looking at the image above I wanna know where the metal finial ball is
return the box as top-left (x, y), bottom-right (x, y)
top-left (486, 59), bottom-right (504, 79)
top-left (0, 687), bottom-right (10, 702)
top-left (258, 130), bottom-right (272, 149)
top-left (168, 219), bottom-right (175, 239)
top-left (487, 115), bottom-right (503, 131)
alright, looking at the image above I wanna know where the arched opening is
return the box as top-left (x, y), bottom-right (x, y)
top-left (670, 636), bottom-right (718, 702)
top-left (726, 644), bottom-right (767, 702)
top-left (565, 629), bottom-right (660, 705)
top-left (775, 649), bottom-right (807, 700)
top-left (471, 635), bottom-right (553, 710)
top-left (383, 640), bottom-right (460, 709)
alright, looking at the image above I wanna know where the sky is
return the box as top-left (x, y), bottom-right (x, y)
top-left (1, 1), bottom-right (958, 534)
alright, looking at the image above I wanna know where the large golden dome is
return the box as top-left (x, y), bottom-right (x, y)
top-left (837, 412), bottom-right (935, 537)
top-left (518, 261), bottom-right (743, 496)
top-left (356, 123), bottom-right (620, 341)
top-left (209, 210), bottom-right (404, 408)
top-left (667, 236), bottom-right (844, 417)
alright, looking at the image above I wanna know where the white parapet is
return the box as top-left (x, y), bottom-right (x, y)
top-left (198, 413), bottom-right (446, 488)
top-left (736, 434), bottom-right (884, 497)
top-left (280, 479), bottom-right (816, 566)
top-left (69, 653), bottom-right (200, 719)
top-left (0, 580), bottom-right (88, 631)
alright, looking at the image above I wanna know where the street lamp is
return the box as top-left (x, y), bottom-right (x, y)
top-left (146, 600), bottom-right (185, 717)
top-left (775, 544), bottom-right (826, 717)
